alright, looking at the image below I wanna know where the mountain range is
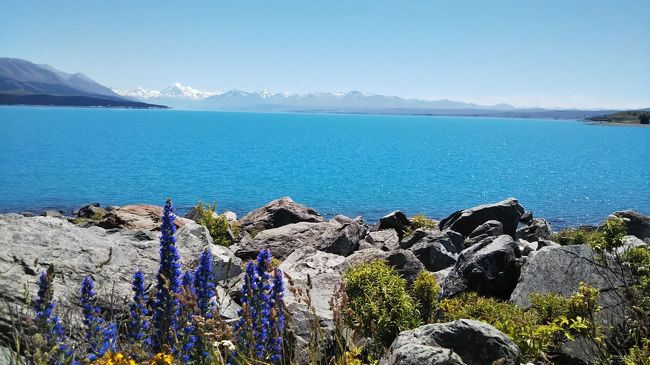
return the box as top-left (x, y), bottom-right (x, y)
top-left (113, 84), bottom-right (518, 112)
top-left (0, 58), bottom-right (164, 108)
top-left (0, 58), bottom-right (630, 119)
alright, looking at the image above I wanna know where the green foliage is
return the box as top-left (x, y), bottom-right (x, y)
top-left (342, 261), bottom-right (420, 347)
top-left (551, 226), bottom-right (601, 246)
top-left (194, 201), bottom-right (232, 246)
top-left (404, 214), bottom-right (437, 236)
top-left (589, 217), bottom-right (627, 258)
top-left (437, 284), bottom-right (603, 362)
top-left (623, 246), bottom-right (650, 300)
top-left (411, 271), bottom-right (440, 323)
top-left (529, 292), bottom-right (569, 324)
top-left (624, 338), bottom-right (650, 365)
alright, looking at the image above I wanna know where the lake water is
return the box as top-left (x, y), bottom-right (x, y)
top-left (1, 106), bottom-right (648, 229)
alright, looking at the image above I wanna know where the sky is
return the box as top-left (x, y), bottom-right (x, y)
top-left (1, 0), bottom-right (649, 109)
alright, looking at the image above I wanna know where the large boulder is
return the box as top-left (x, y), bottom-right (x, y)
top-left (516, 218), bottom-right (552, 242)
top-left (379, 211), bottom-right (411, 239)
top-left (379, 319), bottom-right (521, 365)
top-left (0, 214), bottom-right (213, 344)
top-left (439, 198), bottom-right (525, 238)
top-left (442, 235), bottom-right (522, 300)
top-left (235, 216), bottom-right (365, 260)
top-left (97, 204), bottom-right (192, 230)
top-left (510, 244), bottom-right (629, 327)
top-left (238, 197), bottom-right (323, 234)
top-left (278, 247), bottom-right (346, 364)
top-left (613, 210), bottom-right (650, 240)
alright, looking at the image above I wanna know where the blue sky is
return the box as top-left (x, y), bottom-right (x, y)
top-left (1, 0), bottom-right (649, 109)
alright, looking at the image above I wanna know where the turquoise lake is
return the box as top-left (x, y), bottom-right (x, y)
top-left (1, 106), bottom-right (648, 228)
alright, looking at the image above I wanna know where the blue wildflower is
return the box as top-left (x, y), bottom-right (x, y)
top-left (34, 268), bottom-right (72, 364)
top-left (151, 198), bottom-right (182, 353)
top-left (194, 249), bottom-right (215, 318)
top-left (234, 250), bottom-right (286, 364)
top-left (80, 276), bottom-right (117, 360)
top-left (128, 271), bottom-right (150, 344)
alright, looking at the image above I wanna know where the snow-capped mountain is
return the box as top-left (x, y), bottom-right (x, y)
top-left (115, 83), bottom-right (516, 112)
top-left (114, 82), bottom-right (216, 100)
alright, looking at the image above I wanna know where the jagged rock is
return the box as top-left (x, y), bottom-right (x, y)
top-left (77, 203), bottom-right (107, 219)
top-left (97, 204), bottom-right (191, 230)
top-left (518, 239), bottom-right (537, 256)
top-left (235, 216), bottom-right (365, 260)
top-left (439, 198), bottom-right (525, 238)
top-left (537, 239), bottom-right (560, 250)
top-left (464, 220), bottom-right (503, 247)
top-left (0, 214), bottom-right (213, 344)
top-left (365, 229), bottom-right (399, 251)
top-left (318, 215), bottom-right (367, 256)
top-left (211, 245), bottom-right (243, 282)
top-left (520, 211), bottom-right (534, 224)
top-left (442, 235), bottom-right (522, 300)
top-left (238, 197), bottom-right (323, 234)
top-left (223, 211), bottom-right (237, 222)
top-left (432, 267), bottom-right (453, 284)
top-left (380, 319), bottom-right (522, 365)
top-left (379, 211), bottom-right (411, 239)
top-left (279, 247), bottom-right (346, 364)
top-left (401, 229), bottom-right (464, 253)
top-left (516, 218), bottom-right (552, 242)
top-left (614, 210), bottom-right (650, 240)
top-left (409, 232), bottom-right (459, 272)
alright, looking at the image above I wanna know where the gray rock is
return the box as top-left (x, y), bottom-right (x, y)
top-left (318, 215), bottom-right (367, 256)
top-left (379, 344), bottom-right (465, 365)
top-left (379, 211), bottom-right (411, 239)
top-left (510, 244), bottom-right (630, 335)
top-left (0, 214), bottom-right (213, 343)
top-left (520, 211), bottom-right (534, 224)
top-left (442, 235), bottom-right (522, 300)
top-left (238, 197), bottom-right (323, 234)
top-left (518, 239), bottom-right (538, 256)
top-left (42, 210), bottom-right (64, 218)
top-left (97, 204), bottom-right (193, 231)
top-left (401, 229), bottom-right (464, 253)
top-left (235, 221), bottom-right (331, 260)
top-left (223, 211), bottom-right (237, 222)
top-left (614, 210), bottom-right (650, 240)
top-left (365, 229), bottom-right (399, 251)
top-left (439, 198), bottom-right (525, 238)
top-left (236, 216), bottom-right (365, 260)
top-left (211, 245), bottom-right (243, 282)
top-left (77, 203), bottom-right (107, 219)
top-left (516, 218), bottom-right (552, 242)
top-left (279, 247), bottom-right (346, 364)
top-left (380, 319), bottom-right (521, 365)
top-left (464, 220), bottom-right (503, 247)
top-left (410, 235), bottom-right (458, 272)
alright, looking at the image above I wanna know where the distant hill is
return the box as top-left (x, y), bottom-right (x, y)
top-left (586, 109), bottom-right (650, 125)
top-left (0, 58), bottom-right (165, 108)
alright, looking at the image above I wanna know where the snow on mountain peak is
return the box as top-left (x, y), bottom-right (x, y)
top-left (115, 83), bottom-right (216, 100)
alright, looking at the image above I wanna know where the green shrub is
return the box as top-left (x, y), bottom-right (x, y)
top-left (550, 226), bottom-right (601, 246)
top-left (624, 339), bottom-right (650, 365)
top-left (623, 246), bottom-right (650, 299)
top-left (194, 201), bottom-right (232, 246)
top-left (589, 217), bottom-right (626, 257)
top-left (342, 260), bottom-right (420, 347)
top-left (529, 292), bottom-right (569, 324)
top-left (404, 214), bottom-right (437, 236)
top-left (411, 271), bottom-right (440, 323)
top-left (437, 285), bottom-right (603, 362)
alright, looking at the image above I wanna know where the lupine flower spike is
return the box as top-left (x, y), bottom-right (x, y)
top-left (128, 270), bottom-right (150, 344)
top-left (80, 276), bottom-right (117, 361)
top-left (152, 198), bottom-right (182, 353)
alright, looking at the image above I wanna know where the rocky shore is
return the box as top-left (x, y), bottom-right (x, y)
top-left (1, 197), bottom-right (649, 364)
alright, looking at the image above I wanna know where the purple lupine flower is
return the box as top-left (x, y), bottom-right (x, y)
top-left (194, 249), bottom-right (215, 318)
top-left (80, 276), bottom-right (116, 361)
top-left (151, 198), bottom-right (182, 353)
top-left (128, 271), bottom-right (150, 344)
top-left (234, 250), bottom-right (286, 363)
top-left (34, 269), bottom-right (71, 364)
